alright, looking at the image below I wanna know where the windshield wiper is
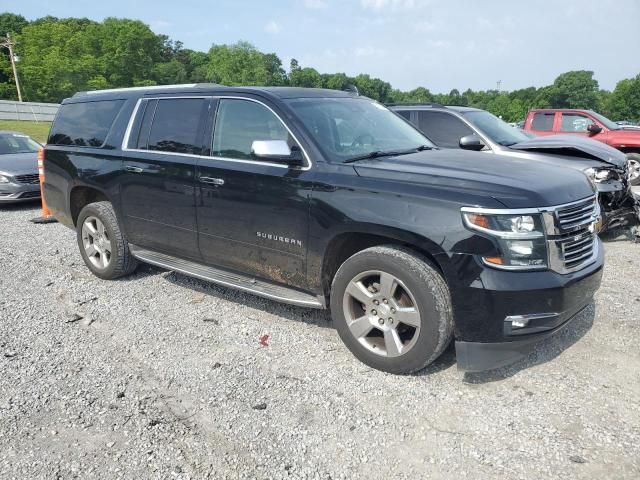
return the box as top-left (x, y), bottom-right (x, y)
top-left (342, 145), bottom-right (433, 164)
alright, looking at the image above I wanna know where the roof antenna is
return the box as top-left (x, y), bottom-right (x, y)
top-left (344, 84), bottom-right (359, 95)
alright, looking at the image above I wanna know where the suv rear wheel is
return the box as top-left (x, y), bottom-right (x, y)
top-left (330, 245), bottom-right (453, 374)
top-left (76, 201), bottom-right (137, 280)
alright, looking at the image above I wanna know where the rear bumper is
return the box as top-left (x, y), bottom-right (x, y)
top-left (448, 239), bottom-right (604, 372)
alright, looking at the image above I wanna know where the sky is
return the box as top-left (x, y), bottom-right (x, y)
top-left (8, 0), bottom-right (640, 93)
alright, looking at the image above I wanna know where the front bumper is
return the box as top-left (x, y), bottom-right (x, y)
top-left (0, 182), bottom-right (41, 203)
top-left (449, 239), bottom-right (604, 372)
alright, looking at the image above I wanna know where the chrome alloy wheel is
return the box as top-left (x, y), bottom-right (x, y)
top-left (81, 216), bottom-right (112, 270)
top-left (628, 158), bottom-right (640, 184)
top-left (342, 270), bottom-right (421, 357)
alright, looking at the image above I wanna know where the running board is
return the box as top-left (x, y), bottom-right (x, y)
top-left (129, 245), bottom-right (325, 309)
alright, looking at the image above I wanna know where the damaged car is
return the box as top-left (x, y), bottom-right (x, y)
top-left (390, 104), bottom-right (635, 232)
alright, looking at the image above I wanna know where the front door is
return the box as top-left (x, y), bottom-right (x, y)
top-left (196, 97), bottom-right (313, 288)
top-left (559, 112), bottom-right (605, 141)
top-left (119, 97), bottom-right (209, 260)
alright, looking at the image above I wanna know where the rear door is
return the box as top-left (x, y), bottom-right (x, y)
top-left (528, 111), bottom-right (556, 136)
top-left (414, 111), bottom-right (476, 148)
top-left (195, 96), bottom-right (313, 288)
top-left (120, 96), bottom-right (210, 260)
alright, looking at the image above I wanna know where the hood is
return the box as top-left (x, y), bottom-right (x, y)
top-left (0, 152), bottom-right (38, 177)
top-left (510, 135), bottom-right (626, 169)
top-left (352, 149), bottom-right (595, 209)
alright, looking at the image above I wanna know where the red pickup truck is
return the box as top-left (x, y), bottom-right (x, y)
top-left (524, 109), bottom-right (640, 183)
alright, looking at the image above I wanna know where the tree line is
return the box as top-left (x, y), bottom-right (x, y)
top-left (1, 12), bottom-right (639, 123)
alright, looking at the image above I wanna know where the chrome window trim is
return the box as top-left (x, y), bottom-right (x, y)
top-left (121, 95), bottom-right (312, 171)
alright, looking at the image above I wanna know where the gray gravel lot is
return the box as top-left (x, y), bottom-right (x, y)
top-left (1, 203), bottom-right (639, 479)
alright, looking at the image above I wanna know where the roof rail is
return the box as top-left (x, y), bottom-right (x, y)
top-left (386, 102), bottom-right (445, 108)
top-left (343, 84), bottom-right (360, 95)
top-left (73, 83), bottom-right (225, 97)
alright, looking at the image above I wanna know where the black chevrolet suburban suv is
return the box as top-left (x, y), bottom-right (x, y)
top-left (43, 84), bottom-right (604, 374)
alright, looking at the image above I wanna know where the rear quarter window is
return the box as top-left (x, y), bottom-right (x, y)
top-left (48, 100), bottom-right (124, 147)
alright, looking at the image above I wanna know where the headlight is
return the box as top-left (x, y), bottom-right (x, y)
top-left (583, 167), bottom-right (612, 183)
top-left (461, 210), bottom-right (547, 270)
top-left (0, 174), bottom-right (10, 184)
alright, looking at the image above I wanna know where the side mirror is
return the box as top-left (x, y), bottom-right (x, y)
top-left (587, 124), bottom-right (603, 134)
top-left (459, 135), bottom-right (486, 151)
top-left (251, 140), bottom-right (304, 166)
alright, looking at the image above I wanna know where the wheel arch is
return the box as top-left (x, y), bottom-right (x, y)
top-left (319, 226), bottom-right (449, 299)
top-left (69, 185), bottom-right (111, 227)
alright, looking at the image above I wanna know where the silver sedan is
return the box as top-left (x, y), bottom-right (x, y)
top-left (0, 131), bottom-right (42, 203)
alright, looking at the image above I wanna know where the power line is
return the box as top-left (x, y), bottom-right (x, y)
top-left (1, 33), bottom-right (23, 102)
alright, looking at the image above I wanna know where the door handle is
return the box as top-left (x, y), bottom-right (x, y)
top-left (124, 165), bottom-right (144, 173)
top-left (199, 176), bottom-right (225, 186)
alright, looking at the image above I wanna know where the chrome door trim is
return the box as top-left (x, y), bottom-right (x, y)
top-left (121, 95), bottom-right (313, 171)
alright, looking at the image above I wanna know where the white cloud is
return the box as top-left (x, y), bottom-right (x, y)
top-left (264, 20), bottom-right (282, 34)
top-left (360, 0), bottom-right (417, 10)
top-left (354, 46), bottom-right (386, 57)
top-left (414, 20), bottom-right (435, 32)
top-left (149, 19), bottom-right (171, 29)
top-left (304, 0), bottom-right (328, 8)
top-left (427, 39), bottom-right (450, 49)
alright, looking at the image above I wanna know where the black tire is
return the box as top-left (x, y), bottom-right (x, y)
top-left (76, 201), bottom-right (138, 280)
top-left (330, 245), bottom-right (453, 374)
top-left (626, 153), bottom-right (640, 186)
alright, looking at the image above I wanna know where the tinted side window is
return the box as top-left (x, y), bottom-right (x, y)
top-left (417, 111), bottom-right (474, 148)
top-left (396, 110), bottom-right (411, 120)
top-left (49, 100), bottom-right (124, 147)
top-left (146, 98), bottom-right (207, 154)
top-left (531, 112), bottom-right (555, 131)
top-left (212, 99), bottom-right (294, 160)
top-left (560, 113), bottom-right (594, 132)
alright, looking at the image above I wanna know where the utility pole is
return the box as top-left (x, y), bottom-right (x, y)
top-left (1, 33), bottom-right (23, 102)
top-left (496, 80), bottom-right (502, 92)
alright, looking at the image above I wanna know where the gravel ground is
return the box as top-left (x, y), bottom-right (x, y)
top-left (1, 203), bottom-right (639, 480)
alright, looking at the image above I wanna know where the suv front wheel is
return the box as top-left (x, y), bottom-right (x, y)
top-left (330, 245), bottom-right (453, 374)
top-left (76, 201), bottom-right (138, 280)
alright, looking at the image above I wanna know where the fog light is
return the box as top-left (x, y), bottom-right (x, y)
top-left (506, 315), bottom-right (530, 329)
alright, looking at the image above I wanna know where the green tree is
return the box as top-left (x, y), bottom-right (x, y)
top-left (289, 66), bottom-right (323, 88)
top-left (97, 18), bottom-right (164, 87)
top-left (548, 70), bottom-right (600, 109)
top-left (0, 12), bottom-right (28, 36)
top-left (604, 75), bottom-right (640, 122)
top-left (16, 18), bottom-right (102, 101)
top-left (206, 41), bottom-right (282, 86)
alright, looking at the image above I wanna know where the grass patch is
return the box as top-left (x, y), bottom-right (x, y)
top-left (0, 120), bottom-right (51, 144)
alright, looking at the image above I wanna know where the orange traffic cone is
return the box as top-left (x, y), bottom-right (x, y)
top-left (30, 148), bottom-right (57, 224)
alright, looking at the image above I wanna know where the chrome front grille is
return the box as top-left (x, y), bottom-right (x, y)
top-left (558, 229), bottom-right (596, 271)
top-left (14, 174), bottom-right (40, 184)
top-left (544, 195), bottom-right (599, 274)
top-left (556, 197), bottom-right (597, 231)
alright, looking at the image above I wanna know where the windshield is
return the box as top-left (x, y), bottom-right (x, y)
top-left (589, 111), bottom-right (620, 130)
top-left (462, 111), bottom-right (530, 146)
top-left (0, 133), bottom-right (41, 155)
top-left (286, 97), bottom-right (433, 162)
